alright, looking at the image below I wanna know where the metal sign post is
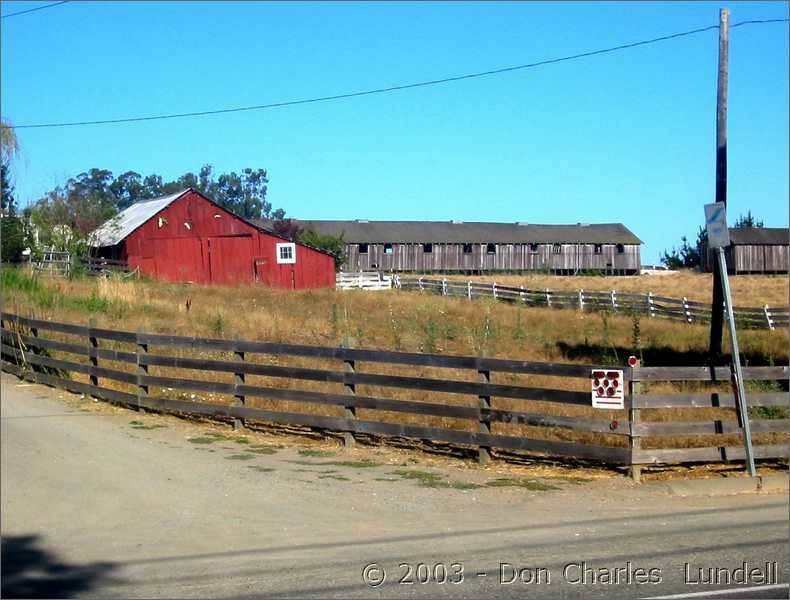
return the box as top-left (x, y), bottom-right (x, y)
top-left (705, 203), bottom-right (756, 477)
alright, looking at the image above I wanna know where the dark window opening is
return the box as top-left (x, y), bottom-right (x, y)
top-left (384, 243), bottom-right (393, 254)
top-left (594, 244), bottom-right (603, 254)
top-left (423, 243), bottom-right (433, 254)
top-left (529, 243), bottom-right (539, 253)
top-left (463, 243), bottom-right (473, 254)
top-left (359, 243), bottom-right (369, 254)
top-left (486, 243), bottom-right (496, 255)
top-left (616, 244), bottom-right (625, 254)
top-left (552, 244), bottom-right (562, 254)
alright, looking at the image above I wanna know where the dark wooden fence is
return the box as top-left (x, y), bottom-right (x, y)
top-left (394, 276), bottom-right (789, 331)
top-left (80, 257), bottom-right (133, 275)
top-left (1, 312), bottom-right (787, 479)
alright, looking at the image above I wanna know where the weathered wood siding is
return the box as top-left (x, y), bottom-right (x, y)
top-left (345, 243), bottom-right (640, 274)
top-left (703, 244), bottom-right (789, 274)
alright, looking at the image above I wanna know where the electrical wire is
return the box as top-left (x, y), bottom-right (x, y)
top-left (6, 18), bottom-right (788, 130)
top-left (1, 1), bottom-right (68, 19)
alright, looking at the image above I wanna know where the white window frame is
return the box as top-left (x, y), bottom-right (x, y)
top-left (276, 242), bottom-right (296, 264)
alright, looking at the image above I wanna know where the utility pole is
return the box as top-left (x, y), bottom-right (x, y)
top-left (709, 8), bottom-right (729, 359)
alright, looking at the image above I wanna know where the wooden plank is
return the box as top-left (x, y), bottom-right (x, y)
top-left (1, 313), bottom-right (136, 342)
top-left (633, 392), bottom-right (788, 408)
top-left (137, 362), bottom-right (592, 405)
top-left (1, 344), bottom-right (138, 385)
top-left (632, 418), bottom-right (789, 436)
top-left (633, 366), bottom-right (789, 382)
top-left (650, 295), bottom-right (685, 304)
top-left (139, 348), bottom-right (601, 380)
top-left (121, 371), bottom-right (622, 433)
top-left (1, 358), bottom-right (137, 405)
top-left (121, 394), bottom-right (631, 463)
top-left (1, 313), bottom-right (89, 338)
top-left (2, 330), bottom-right (136, 364)
top-left (632, 444), bottom-right (788, 464)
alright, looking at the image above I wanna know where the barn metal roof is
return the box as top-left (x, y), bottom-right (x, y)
top-left (88, 190), bottom-right (188, 247)
top-left (266, 220), bottom-right (643, 244)
top-left (728, 227), bottom-right (788, 246)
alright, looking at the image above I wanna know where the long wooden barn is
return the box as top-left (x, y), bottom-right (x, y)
top-left (276, 220), bottom-right (643, 275)
top-left (89, 189), bottom-right (336, 288)
top-left (702, 227), bottom-right (789, 274)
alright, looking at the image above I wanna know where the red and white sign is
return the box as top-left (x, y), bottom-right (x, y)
top-left (591, 369), bottom-right (624, 409)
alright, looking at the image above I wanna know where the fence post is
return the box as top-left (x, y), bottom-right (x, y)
top-left (764, 305), bottom-right (774, 330)
top-left (394, 275), bottom-right (401, 289)
top-left (88, 318), bottom-right (99, 399)
top-left (611, 290), bottom-right (617, 312)
top-left (477, 368), bottom-right (492, 465)
top-left (492, 282), bottom-right (497, 299)
top-left (647, 292), bottom-right (655, 318)
top-left (578, 289), bottom-right (584, 311)
top-left (545, 288), bottom-right (551, 307)
top-left (358, 273), bottom-right (363, 289)
top-left (233, 338), bottom-right (246, 431)
top-left (442, 278), bottom-right (448, 296)
top-left (467, 281), bottom-right (472, 300)
top-left (520, 285), bottom-right (526, 303)
top-left (628, 359), bottom-right (642, 483)
top-left (135, 328), bottom-right (148, 413)
top-left (682, 297), bottom-right (692, 323)
top-left (418, 277), bottom-right (424, 292)
top-left (341, 339), bottom-right (357, 448)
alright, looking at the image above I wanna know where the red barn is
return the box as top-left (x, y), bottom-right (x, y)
top-left (88, 188), bottom-right (335, 288)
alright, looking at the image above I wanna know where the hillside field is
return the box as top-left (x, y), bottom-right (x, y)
top-left (2, 266), bottom-right (787, 462)
top-left (1, 267), bottom-right (786, 365)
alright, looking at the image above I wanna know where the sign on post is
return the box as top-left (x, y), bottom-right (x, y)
top-left (704, 202), bottom-right (731, 248)
top-left (591, 369), bottom-right (624, 409)
top-left (703, 203), bottom-right (756, 477)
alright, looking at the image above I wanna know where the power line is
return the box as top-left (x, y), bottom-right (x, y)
top-left (1, 1), bottom-right (68, 19)
top-left (7, 18), bottom-right (788, 130)
top-left (731, 18), bottom-right (789, 28)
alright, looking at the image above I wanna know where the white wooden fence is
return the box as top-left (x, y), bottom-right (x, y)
top-left (336, 271), bottom-right (393, 291)
top-left (393, 276), bottom-right (788, 331)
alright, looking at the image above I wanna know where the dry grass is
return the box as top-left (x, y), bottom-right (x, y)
top-left (2, 268), bottom-right (787, 464)
top-left (441, 270), bottom-right (789, 307)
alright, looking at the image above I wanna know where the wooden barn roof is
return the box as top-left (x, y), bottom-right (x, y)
top-left (728, 227), bottom-right (788, 246)
top-left (268, 220), bottom-right (643, 245)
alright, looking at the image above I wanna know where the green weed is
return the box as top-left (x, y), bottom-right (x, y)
top-left (298, 449), bottom-right (337, 457)
top-left (484, 478), bottom-right (559, 491)
top-left (225, 453), bottom-right (257, 461)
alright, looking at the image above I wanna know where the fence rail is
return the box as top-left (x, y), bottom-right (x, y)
top-left (1, 312), bottom-right (787, 478)
top-left (336, 271), bottom-right (393, 291)
top-left (393, 276), bottom-right (789, 331)
top-left (81, 256), bottom-right (132, 274)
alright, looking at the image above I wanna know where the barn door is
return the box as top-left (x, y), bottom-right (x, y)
top-left (207, 235), bottom-right (254, 285)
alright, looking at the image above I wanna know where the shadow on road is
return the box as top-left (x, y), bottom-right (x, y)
top-left (1, 534), bottom-right (118, 598)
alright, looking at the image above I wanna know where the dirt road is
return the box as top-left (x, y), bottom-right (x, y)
top-left (1, 373), bottom-right (787, 599)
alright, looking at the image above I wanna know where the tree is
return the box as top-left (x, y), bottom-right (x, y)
top-left (1, 161), bottom-right (16, 216)
top-left (734, 211), bottom-right (764, 228)
top-left (0, 119), bottom-right (19, 164)
top-left (297, 228), bottom-right (346, 272)
top-left (110, 171), bottom-right (146, 211)
top-left (661, 225), bottom-right (705, 269)
top-left (271, 218), bottom-right (302, 240)
top-left (25, 164), bottom-right (284, 260)
top-left (1, 163), bottom-right (25, 262)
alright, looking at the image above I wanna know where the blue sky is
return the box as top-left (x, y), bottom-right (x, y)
top-left (1, 1), bottom-right (788, 262)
